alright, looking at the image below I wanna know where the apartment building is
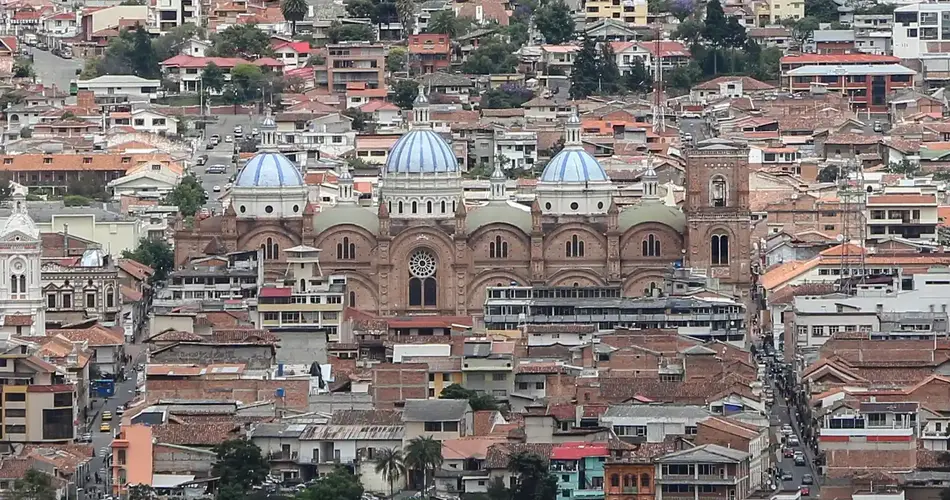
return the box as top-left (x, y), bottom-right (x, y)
top-left (893, 4), bottom-right (950, 60)
top-left (601, 405), bottom-right (711, 443)
top-left (541, 45), bottom-right (580, 76)
top-left (408, 34), bottom-right (451, 74)
top-left (494, 128), bottom-right (538, 170)
top-left (654, 445), bottom-right (751, 500)
top-left (462, 338), bottom-right (515, 401)
top-left (150, 0), bottom-right (199, 34)
top-left (156, 251), bottom-right (262, 310)
top-left (818, 401), bottom-right (918, 479)
top-left (256, 245), bottom-right (346, 342)
top-left (550, 442), bottom-right (609, 500)
top-left (784, 64), bottom-right (915, 112)
top-left (754, 0), bottom-right (803, 24)
top-left (318, 42), bottom-right (385, 93)
top-left (42, 248), bottom-right (122, 328)
top-left (0, 337), bottom-right (77, 443)
top-left (695, 417), bottom-right (769, 493)
top-left (866, 191), bottom-right (940, 244)
top-left (582, 0), bottom-right (647, 27)
top-left (76, 75), bottom-right (161, 101)
top-left (483, 285), bottom-right (747, 346)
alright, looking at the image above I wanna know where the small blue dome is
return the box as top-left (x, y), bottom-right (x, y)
top-left (540, 148), bottom-right (609, 183)
top-left (235, 152), bottom-right (304, 188)
top-left (386, 129), bottom-right (458, 174)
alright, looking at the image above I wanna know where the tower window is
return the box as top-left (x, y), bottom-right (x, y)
top-left (489, 235), bottom-right (509, 259)
top-left (711, 176), bottom-right (728, 207)
top-left (262, 237), bottom-right (280, 261)
top-left (337, 237), bottom-right (356, 260)
top-left (398, 201), bottom-right (403, 213)
top-left (441, 200), bottom-right (446, 213)
top-left (412, 201), bottom-right (418, 214)
top-left (566, 234), bottom-right (585, 258)
top-left (711, 233), bottom-right (730, 265)
top-left (427, 200), bottom-right (433, 213)
top-left (10, 274), bottom-right (17, 294)
top-left (642, 234), bottom-right (660, 257)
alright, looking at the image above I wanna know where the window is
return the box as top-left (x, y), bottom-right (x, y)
top-left (536, 381), bottom-right (545, 389)
top-left (797, 325), bottom-right (808, 336)
top-left (711, 176), bottom-right (728, 207)
top-left (47, 294), bottom-right (56, 309)
top-left (337, 237), bottom-right (356, 260)
top-left (489, 235), bottom-right (509, 259)
top-left (492, 373), bottom-right (506, 381)
top-left (711, 234), bottom-right (729, 265)
top-left (640, 474), bottom-right (650, 488)
top-left (518, 382), bottom-right (529, 391)
top-left (412, 201), bottom-right (418, 214)
top-left (610, 475), bottom-right (620, 487)
top-left (642, 234), bottom-right (660, 256)
top-left (566, 234), bottom-right (585, 257)
top-left (828, 325), bottom-right (840, 335)
top-left (106, 287), bottom-right (114, 308)
top-left (4, 425), bottom-right (25, 434)
top-left (424, 421), bottom-right (441, 432)
top-left (686, 426), bottom-right (698, 435)
top-left (4, 409), bottom-right (25, 417)
top-left (86, 292), bottom-right (96, 309)
top-left (53, 392), bottom-right (72, 407)
top-left (62, 294), bottom-right (71, 309)
top-left (4, 393), bottom-right (25, 402)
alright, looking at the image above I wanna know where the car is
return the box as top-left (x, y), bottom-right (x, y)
top-left (99, 422), bottom-right (111, 432)
top-left (782, 471), bottom-right (793, 481)
top-left (116, 407), bottom-right (125, 416)
top-left (802, 474), bottom-right (814, 485)
top-left (206, 164), bottom-right (227, 174)
top-left (225, 135), bottom-right (233, 143)
top-left (683, 133), bottom-right (693, 142)
top-left (206, 142), bottom-right (214, 150)
top-left (794, 455), bottom-right (806, 466)
top-left (197, 155), bottom-right (208, 166)
top-left (252, 128), bottom-right (260, 136)
top-left (788, 435), bottom-right (800, 447)
top-left (210, 134), bottom-right (221, 144)
top-left (213, 185), bottom-right (221, 192)
top-left (781, 425), bottom-right (793, 436)
top-left (78, 433), bottom-right (92, 443)
top-left (101, 411), bottom-right (112, 421)
top-left (234, 125), bottom-right (243, 135)
top-left (783, 448), bottom-right (795, 458)
top-left (800, 486), bottom-right (810, 497)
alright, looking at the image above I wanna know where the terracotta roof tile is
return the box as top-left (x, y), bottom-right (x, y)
top-left (485, 443), bottom-right (554, 469)
top-left (147, 379), bottom-right (309, 410)
top-left (152, 422), bottom-right (242, 446)
top-left (48, 324), bottom-right (123, 346)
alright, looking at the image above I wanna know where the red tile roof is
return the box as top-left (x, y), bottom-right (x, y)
top-left (781, 54), bottom-right (900, 65)
top-left (27, 384), bottom-right (74, 393)
top-left (867, 194), bottom-right (937, 205)
top-left (161, 55), bottom-right (249, 69)
top-left (259, 287), bottom-right (292, 298)
top-left (551, 442), bottom-right (609, 460)
top-left (3, 314), bottom-right (33, 326)
top-left (48, 324), bottom-right (124, 346)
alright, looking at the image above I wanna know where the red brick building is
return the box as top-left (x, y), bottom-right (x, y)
top-left (409, 34), bottom-right (452, 74)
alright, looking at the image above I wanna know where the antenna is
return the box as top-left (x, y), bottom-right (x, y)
top-left (836, 157), bottom-right (867, 293)
top-left (652, 22), bottom-right (665, 133)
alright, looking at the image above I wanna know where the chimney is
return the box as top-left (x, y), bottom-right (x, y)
top-left (63, 223), bottom-right (68, 256)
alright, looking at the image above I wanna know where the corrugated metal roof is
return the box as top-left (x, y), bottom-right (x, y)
top-left (392, 344), bottom-right (452, 363)
top-left (299, 424), bottom-right (404, 441)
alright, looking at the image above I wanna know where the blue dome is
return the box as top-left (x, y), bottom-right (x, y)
top-left (540, 148), bottom-right (609, 183)
top-left (386, 129), bottom-right (458, 174)
top-left (235, 152), bottom-right (304, 188)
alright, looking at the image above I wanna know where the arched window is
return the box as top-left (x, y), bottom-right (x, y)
top-left (106, 287), bottom-right (114, 308)
top-left (338, 237), bottom-right (356, 260)
top-left (610, 475), bottom-right (620, 488)
top-left (349, 291), bottom-right (356, 306)
top-left (441, 200), bottom-right (446, 213)
top-left (489, 235), bottom-right (508, 259)
top-left (711, 234), bottom-right (730, 265)
top-left (388, 201), bottom-right (392, 213)
top-left (644, 281), bottom-right (658, 297)
top-left (711, 176), bottom-right (728, 207)
top-left (427, 200), bottom-right (433, 213)
top-left (623, 475), bottom-right (632, 488)
top-left (640, 474), bottom-right (650, 489)
top-left (642, 234), bottom-right (660, 257)
top-left (398, 201), bottom-right (404, 213)
top-left (10, 274), bottom-right (17, 294)
top-left (300, 279), bottom-right (306, 291)
top-left (19, 275), bottom-right (25, 293)
top-left (566, 235), bottom-right (585, 257)
top-left (408, 250), bottom-right (438, 307)
top-left (412, 201), bottom-right (418, 214)
top-left (272, 242), bottom-right (279, 259)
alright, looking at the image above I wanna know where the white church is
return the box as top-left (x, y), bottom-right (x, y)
top-left (0, 188), bottom-right (45, 336)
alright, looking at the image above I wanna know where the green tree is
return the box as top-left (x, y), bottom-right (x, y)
top-left (343, 108), bottom-right (371, 132)
top-left (392, 79), bottom-right (419, 109)
top-left (481, 85), bottom-right (535, 109)
top-left (805, 0), bottom-right (839, 23)
top-left (462, 39), bottom-right (519, 74)
top-left (569, 36), bottom-right (598, 99)
top-left (128, 485), bottom-right (155, 500)
top-left (816, 165), bottom-right (839, 183)
top-left (120, 239), bottom-right (173, 281)
top-left (395, 0), bottom-right (416, 42)
top-left (666, 61), bottom-right (702, 91)
top-left (152, 23), bottom-right (203, 62)
top-left (783, 16), bottom-right (820, 48)
top-left (596, 42), bottom-right (621, 94)
top-left (405, 437), bottom-right (443, 500)
top-left (439, 383), bottom-right (499, 411)
top-left (202, 62), bottom-right (226, 93)
top-left (282, 0), bottom-right (309, 36)
top-left (211, 24), bottom-right (274, 58)
top-left (724, 17), bottom-right (746, 48)
top-left (624, 58), bottom-right (652, 93)
top-left (889, 159), bottom-right (920, 177)
top-left (374, 448), bottom-right (407, 498)
top-left (131, 24), bottom-right (159, 78)
top-left (534, 0), bottom-right (574, 44)
top-left (346, 0), bottom-right (377, 18)
top-left (68, 173), bottom-right (108, 200)
top-left (672, 18), bottom-right (703, 48)
top-left (427, 10), bottom-right (471, 37)
top-left (702, 0), bottom-right (729, 48)
top-left (10, 470), bottom-right (56, 500)
top-left (751, 45), bottom-right (782, 81)
top-left (328, 21), bottom-right (376, 43)
top-left (13, 57), bottom-right (33, 78)
top-left (386, 46), bottom-right (408, 73)
top-left (0, 172), bottom-right (12, 204)
top-left (164, 172), bottom-right (207, 217)
top-left (230, 63), bottom-right (265, 102)
top-left (509, 452), bottom-right (557, 500)
top-left (212, 439), bottom-right (270, 500)
top-left (297, 467), bottom-right (363, 500)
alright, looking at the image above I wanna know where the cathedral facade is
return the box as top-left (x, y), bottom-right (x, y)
top-left (174, 97), bottom-right (752, 316)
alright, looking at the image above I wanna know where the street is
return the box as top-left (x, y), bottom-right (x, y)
top-left (679, 117), bottom-right (711, 143)
top-left (194, 114), bottom-right (260, 212)
top-left (30, 46), bottom-right (82, 91)
top-left (771, 381), bottom-right (821, 499)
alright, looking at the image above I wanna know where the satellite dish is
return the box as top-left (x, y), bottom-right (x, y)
top-left (836, 234), bottom-right (845, 242)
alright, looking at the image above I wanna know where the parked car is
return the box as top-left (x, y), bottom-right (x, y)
top-left (781, 425), bottom-right (793, 436)
top-left (197, 154), bottom-right (208, 166)
top-left (99, 422), bottom-right (111, 432)
top-left (213, 185), bottom-right (221, 192)
top-left (800, 486), bottom-right (810, 497)
top-left (234, 125), bottom-right (243, 135)
top-left (101, 411), bottom-right (112, 421)
top-left (802, 474), bottom-right (814, 485)
top-left (210, 134), bottom-right (220, 145)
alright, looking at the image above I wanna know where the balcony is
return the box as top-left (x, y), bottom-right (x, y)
top-left (622, 487), bottom-right (639, 494)
top-left (656, 474), bottom-right (738, 485)
top-left (270, 451), bottom-right (298, 461)
top-left (819, 426), bottom-right (914, 440)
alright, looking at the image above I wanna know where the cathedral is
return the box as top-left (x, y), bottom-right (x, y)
top-left (0, 189), bottom-right (46, 335)
top-left (174, 93), bottom-right (752, 316)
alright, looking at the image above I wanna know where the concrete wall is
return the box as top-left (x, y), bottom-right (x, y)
top-left (152, 445), bottom-right (215, 476)
top-left (151, 343), bottom-right (274, 369)
top-left (274, 331), bottom-right (328, 365)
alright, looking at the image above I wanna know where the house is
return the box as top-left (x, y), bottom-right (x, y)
top-left (76, 75), bottom-right (161, 101)
top-left (180, 38), bottom-right (212, 57)
top-left (689, 76), bottom-right (775, 103)
top-left (41, 247), bottom-right (123, 328)
top-left (419, 72), bottom-right (474, 104)
top-left (694, 417), bottom-right (769, 493)
top-left (107, 160), bottom-right (183, 199)
top-left (654, 444), bottom-right (752, 500)
top-left (360, 101), bottom-right (402, 129)
top-left (42, 12), bottom-right (77, 36)
top-left (435, 437), bottom-right (506, 495)
top-left (161, 55), bottom-right (284, 93)
top-left (110, 108), bottom-right (180, 135)
top-left (584, 18), bottom-right (642, 42)
top-left (345, 82), bottom-right (388, 109)
top-left (550, 442), bottom-right (610, 500)
top-left (409, 34), bottom-right (452, 74)
top-left (747, 27), bottom-right (791, 49)
top-left (402, 399), bottom-right (474, 441)
top-left (272, 40), bottom-right (311, 70)
top-left (0, 337), bottom-right (78, 443)
top-left (316, 42), bottom-right (385, 92)
top-left (540, 45), bottom-right (579, 76)
top-left (48, 323), bottom-right (125, 377)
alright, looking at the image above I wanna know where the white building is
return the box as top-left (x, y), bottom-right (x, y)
top-left (150, 0), bottom-right (200, 34)
top-left (40, 12), bottom-right (77, 37)
top-left (866, 189), bottom-right (939, 244)
top-left (107, 163), bottom-right (182, 199)
top-left (273, 40), bottom-right (310, 70)
top-left (494, 128), bottom-right (538, 171)
top-left (111, 109), bottom-right (180, 136)
top-left (523, 324), bottom-right (595, 348)
top-left (0, 191), bottom-right (46, 336)
top-left (77, 75), bottom-right (161, 101)
top-left (601, 405), bottom-right (711, 442)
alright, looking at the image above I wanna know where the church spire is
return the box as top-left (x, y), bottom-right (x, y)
top-left (642, 155), bottom-right (659, 203)
top-left (489, 163), bottom-right (507, 201)
top-left (564, 107), bottom-right (582, 148)
top-left (412, 85), bottom-right (431, 129)
top-left (258, 107), bottom-right (278, 152)
top-left (338, 161), bottom-right (356, 204)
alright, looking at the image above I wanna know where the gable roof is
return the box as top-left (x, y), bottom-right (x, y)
top-left (402, 399), bottom-right (471, 422)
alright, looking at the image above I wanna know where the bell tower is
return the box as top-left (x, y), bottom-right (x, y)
top-left (683, 139), bottom-right (752, 298)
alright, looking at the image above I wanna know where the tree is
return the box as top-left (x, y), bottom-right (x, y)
top-left (298, 467), bottom-right (363, 500)
top-left (508, 451), bottom-right (558, 500)
top-left (387, 46), bottom-right (408, 73)
top-left (0, 172), bottom-right (12, 204)
top-left (702, 0), bottom-right (729, 48)
top-left (672, 18), bottom-right (703, 48)
top-left (569, 36), bottom-right (599, 99)
top-left (282, 0), bottom-right (309, 36)
top-left (343, 108), bottom-right (371, 132)
top-left (783, 16), bottom-right (820, 48)
top-left (374, 448), bottom-right (407, 498)
top-left (534, 0), bottom-right (574, 44)
top-left (481, 84), bottom-right (534, 109)
top-left (13, 57), bottom-right (33, 78)
top-left (202, 62), bottom-right (226, 94)
top-left (395, 0), bottom-right (416, 43)
top-left (439, 383), bottom-right (500, 411)
top-left (229, 63), bottom-right (265, 102)
top-left (68, 173), bottom-right (108, 200)
top-left (152, 23), bottom-right (203, 62)
top-left (10, 470), bottom-right (56, 500)
top-left (405, 436), bottom-right (443, 500)
top-left (346, 0), bottom-right (377, 18)
top-left (816, 165), bottom-right (839, 183)
top-left (131, 24), bottom-right (159, 78)
top-left (669, 0), bottom-right (694, 21)
top-left (164, 173), bottom-right (207, 217)
top-left (212, 439), bottom-right (270, 500)
top-left (211, 24), bottom-right (274, 59)
top-left (889, 159), bottom-right (920, 177)
top-left (427, 10), bottom-right (471, 37)
top-left (624, 58), bottom-right (652, 93)
top-left (461, 39), bottom-right (519, 74)
top-left (122, 239), bottom-right (174, 281)
top-left (596, 42), bottom-right (621, 94)
top-left (724, 17), bottom-right (746, 48)
top-left (392, 79), bottom-right (419, 109)
top-left (805, 0), bottom-right (839, 23)
top-left (328, 21), bottom-right (376, 43)
top-left (128, 485), bottom-right (155, 500)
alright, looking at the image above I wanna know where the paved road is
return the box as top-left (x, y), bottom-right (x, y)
top-left (193, 113), bottom-right (261, 212)
top-left (772, 383), bottom-right (820, 499)
top-left (30, 46), bottom-right (82, 91)
top-left (679, 117), bottom-right (711, 143)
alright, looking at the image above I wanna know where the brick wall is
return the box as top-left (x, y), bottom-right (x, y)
top-left (371, 362), bottom-right (428, 408)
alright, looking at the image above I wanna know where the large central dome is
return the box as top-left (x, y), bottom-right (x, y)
top-left (385, 129), bottom-right (459, 174)
top-left (235, 152), bottom-right (305, 188)
top-left (540, 149), bottom-right (609, 183)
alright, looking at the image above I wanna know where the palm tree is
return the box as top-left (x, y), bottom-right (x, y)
top-left (405, 436), bottom-right (443, 499)
top-left (281, 0), bottom-right (308, 36)
top-left (375, 448), bottom-right (407, 499)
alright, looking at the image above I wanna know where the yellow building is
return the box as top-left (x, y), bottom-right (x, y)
top-left (756, 0), bottom-right (803, 25)
top-left (256, 245), bottom-right (347, 342)
top-left (583, 0), bottom-right (648, 27)
top-left (0, 342), bottom-right (78, 443)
